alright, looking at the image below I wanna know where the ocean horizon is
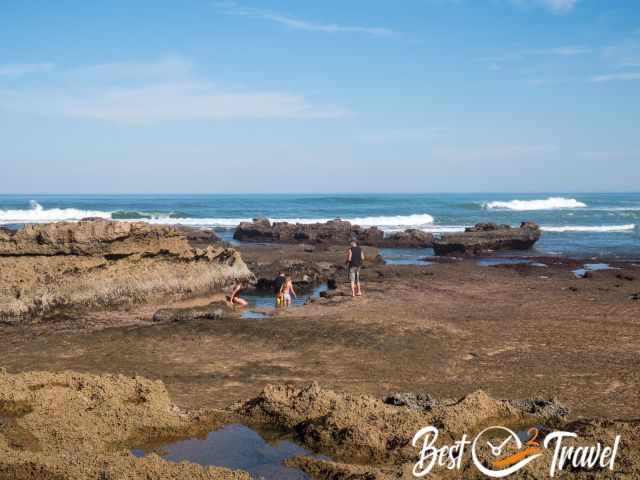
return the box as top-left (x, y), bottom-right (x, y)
top-left (1, 193), bottom-right (639, 259)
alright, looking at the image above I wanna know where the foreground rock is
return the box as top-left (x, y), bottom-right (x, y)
top-left (234, 218), bottom-right (433, 248)
top-left (433, 221), bottom-right (541, 255)
top-left (234, 383), bottom-right (639, 479)
top-left (0, 219), bottom-right (252, 323)
top-left (0, 370), bottom-right (249, 479)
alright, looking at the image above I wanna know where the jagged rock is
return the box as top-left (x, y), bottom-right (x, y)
top-left (234, 218), bottom-right (358, 244)
top-left (507, 397), bottom-right (569, 420)
top-left (432, 221), bottom-right (541, 255)
top-left (174, 226), bottom-right (220, 246)
top-left (233, 383), bottom-right (553, 464)
top-left (376, 229), bottom-right (433, 248)
top-left (233, 218), bottom-right (275, 242)
top-left (234, 218), bottom-right (431, 248)
top-left (383, 392), bottom-right (436, 411)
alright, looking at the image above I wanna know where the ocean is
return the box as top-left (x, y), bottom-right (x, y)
top-left (1, 193), bottom-right (639, 260)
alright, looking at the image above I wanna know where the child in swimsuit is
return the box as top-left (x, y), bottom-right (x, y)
top-left (281, 277), bottom-right (297, 307)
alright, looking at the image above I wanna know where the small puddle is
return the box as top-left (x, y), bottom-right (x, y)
top-left (380, 248), bottom-right (434, 266)
top-left (132, 423), bottom-right (325, 479)
top-left (477, 258), bottom-right (548, 267)
top-left (241, 310), bottom-right (269, 320)
top-left (240, 283), bottom-right (329, 319)
top-left (573, 263), bottom-right (618, 278)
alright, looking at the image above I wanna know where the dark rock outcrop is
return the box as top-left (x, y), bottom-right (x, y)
top-left (383, 392), bottom-right (436, 411)
top-left (375, 229), bottom-right (433, 248)
top-left (234, 218), bottom-right (432, 248)
top-left (432, 221), bottom-right (541, 256)
top-left (242, 245), bottom-right (382, 292)
top-left (152, 302), bottom-right (232, 322)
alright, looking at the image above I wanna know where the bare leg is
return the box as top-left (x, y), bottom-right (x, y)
top-left (234, 297), bottom-right (248, 307)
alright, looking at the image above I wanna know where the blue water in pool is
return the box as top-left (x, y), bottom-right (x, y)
top-left (1, 193), bottom-right (639, 259)
top-left (132, 423), bottom-right (323, 479)
top-left (240, 284), bottom-right (328, 319)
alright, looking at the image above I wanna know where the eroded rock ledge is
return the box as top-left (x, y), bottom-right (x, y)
top-left (0, 219), bottom-right (252, 323)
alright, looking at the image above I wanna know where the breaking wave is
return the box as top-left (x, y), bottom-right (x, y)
top-left (483, 197), bottom-right (587, 211)
top-left (0, 200), bottom-right (111, 223)
top-left (0, 202), bottom-right (435, 231)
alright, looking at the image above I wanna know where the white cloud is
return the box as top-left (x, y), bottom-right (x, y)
top-left (526, 46), bottom-right (591, 56)
top-left (214, 2), bottom-right (393, 36)
top-left (510, 0), bottom-right (579, 14)
top-left (0, 63), bottom-right (54, 77)
top-left (65, 56), bottom-right (193, 83)
top-left (480, 45), bottom-right (591, 64)
top-left (590, 72), bottom-right (640, 82)
top-left (0, 57), bottom-right (350, 122)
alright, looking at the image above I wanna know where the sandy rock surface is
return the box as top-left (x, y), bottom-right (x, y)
top-left (0, 369), bottom-right (249, 479)
top-left (0, 220), bottom-right (252, 323)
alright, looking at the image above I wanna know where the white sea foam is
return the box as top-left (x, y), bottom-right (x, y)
top-left (541, 224), bottom-right (636, 233)
top-left (0, 202), bottom-right (436, 231)
top-left (483, 197), bottom-right (587, 210)
top-left (0, 201), bottom-right (111, 223)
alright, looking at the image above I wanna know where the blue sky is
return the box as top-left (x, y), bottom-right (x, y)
top-left (1, 0), bottom-right (639, 193)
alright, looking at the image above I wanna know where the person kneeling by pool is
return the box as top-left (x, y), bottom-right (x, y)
top-left (228, 281), bottom-right (249, 307)
top-left (347, 240), bottom-right (364, 297)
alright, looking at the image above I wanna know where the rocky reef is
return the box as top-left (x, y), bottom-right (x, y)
top-left (0, 371), bottom-right (637, 480)
top-left (0, 369), bottom-right (248, 480)
top-left (0, 219), bottom-right (252, 323)
top-left (233, 218), bottom-right (433, 248)
top-left (432, 221), bottom-right (541, 256)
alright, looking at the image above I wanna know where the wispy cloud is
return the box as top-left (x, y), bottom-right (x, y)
top-left (0, 57), bottom-right (351, 123)
top-left (214, 1), bottom-right (393, 36)
top-left (590, 72), bottom-right (640, 82)
top-left (0, 63), bottom-right (54, 77)
top-left (480, 45), bottom-right (591, 63)
top-left (510, 0), bottom-right (579, 14)
top-left (602, 41), bottom-right (640, 67)
top-left (527, 46), bottom-right (591, 56)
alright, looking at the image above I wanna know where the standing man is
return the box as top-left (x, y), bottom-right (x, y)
top-left (346, 240), bottom-right (364, 297)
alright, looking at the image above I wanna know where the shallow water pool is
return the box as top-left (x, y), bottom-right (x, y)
top-left (573, 263), bottom-right (618, 278)
top-left (477, 258), bottom-right (548, 267)
top-left (380, 248), bottom-right (434, 265)
top-left (240, 283), bottom-right (328, 319)
top-left (132, 423), bottom-right (322, 479)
